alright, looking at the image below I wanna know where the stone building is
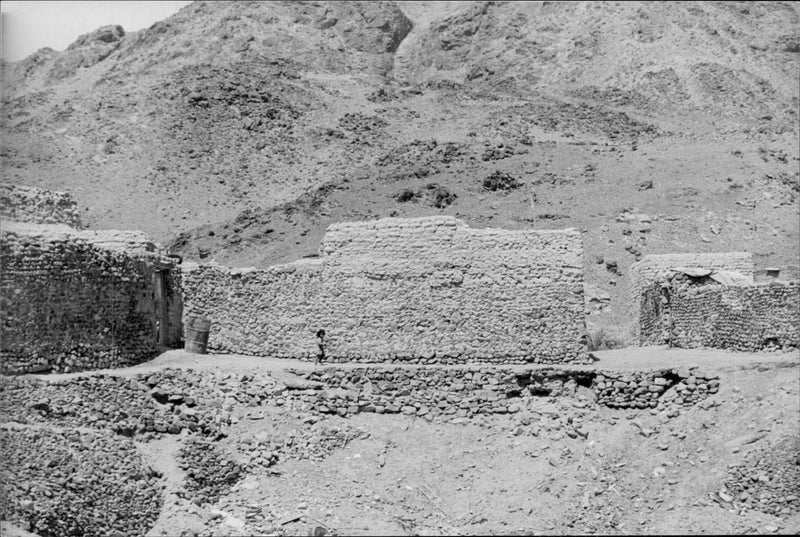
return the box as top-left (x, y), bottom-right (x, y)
top-left (630, 253), bottom-right (799, 351)
top-left (1, 184), bottom-right (182, 374)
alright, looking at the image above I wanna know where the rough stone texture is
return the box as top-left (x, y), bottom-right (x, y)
top-left (670, 282), bottom-right (800, 351)
top-left (725, 435), bottom-right (800, 517)
top-left (0, 183), bottom-right (82, 228)
top-left (0, 364), bottom-right (717, 446)
top-left (182, 216), bottom-right (587, 364)
top-left (0, 223), bottom-right (181, 374)
top-left (287, 365), bottom-right (717, 416)
top-left (638, 271), bottom-right (733, 346)
top-left (177, 437), bottom-right (245, 506)
top-left (0, 425), bottom-right (162, 537)
top-left (629, 252), bottom-right (754, 342)
top-left (0, 370), bottom-right (278, 438)
top-left (638, 281), bottom-right (670, 346)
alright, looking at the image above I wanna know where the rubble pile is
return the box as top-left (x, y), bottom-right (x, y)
top-left (0, 425), bottom-right (162, 537)
top-left (724, 435), bottom-right (800, 517)
top-left (177, 437), bottom-right (245, 506)
top-left (236, 422), bottom-right (369, 469)
top-left (0, 370), bottom-right (279, 439)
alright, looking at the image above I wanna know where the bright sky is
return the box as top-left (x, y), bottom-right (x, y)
top-left (0, 1), bottom-right (192, 62)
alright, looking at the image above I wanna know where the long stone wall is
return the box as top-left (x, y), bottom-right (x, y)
top-left (629, 253), bottom-right (754, 342)
top-left (0, 363), bottom-right (718, 441)
top-left (0, 222), bottom-right (181, 374)
top-left (182, 216), bottom-right (587, 364)
top-left (0, 183), bottom-right (83, 228)
top-left (670, 282), bottom-right (800, 351)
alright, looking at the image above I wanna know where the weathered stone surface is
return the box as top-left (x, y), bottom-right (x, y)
top-left (0, 222), bottom-right (182, 374)
top-left (629, 252), bottom-right (754, 344)
top-left (182, 216), bottom-right (587, 364)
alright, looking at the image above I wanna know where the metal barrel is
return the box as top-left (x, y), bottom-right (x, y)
top-left (184, 317), bottom-right (211, 354)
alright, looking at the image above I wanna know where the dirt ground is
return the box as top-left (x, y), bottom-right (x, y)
top-left (78, 348), bottom-right (795, 536)
top-left (37, 347), bottom-right (800, 381)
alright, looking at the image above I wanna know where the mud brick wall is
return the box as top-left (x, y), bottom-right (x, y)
top-left (182, 216), bottom-right (587, 364)
top-left (669, 282), bottom-right (800, 351)
top-left (0, 183), bottom-right (82, 228)
top-left (0, 223), bottom-right (180, 374)
top-left (629, 252), bottom-right (754, 341)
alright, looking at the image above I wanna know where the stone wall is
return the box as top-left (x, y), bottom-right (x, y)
top-left (288, 364), bottom-right (718, 417)
top-left (0, 222), bottom-right (181, 374)
top-left (669, 282), bottom-right (800, 351)
top-left (638, 282), bottom-right (669, 346)
top-left (629, 253), bottom-right (754, 341)
top-left (0, 363), bottom-right (717, 441)
top-left (182, 216), bottom-right (587, 364)
top-left (0, 182), bottom-right (82, 228)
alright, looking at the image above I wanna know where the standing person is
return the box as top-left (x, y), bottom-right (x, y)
top-left (315, 329), bottom-right (326, 365)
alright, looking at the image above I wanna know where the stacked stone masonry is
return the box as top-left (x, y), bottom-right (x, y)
top-left (0, 222), bottom-right (182, 374)
top-left (0, 364), bottom-right (718, 440)
top-left (629, 253), bottom-right (754, 342)
top-left (182, 216), bottom-right (587, 364)
top-left (636, 268), bottom-right (799, 351)
top-left (0, 183), bottom-right (83, 228)
top-left (670, 282), bottom-right (800, 351)
top-left (288, 365), bottom-right (719, 417)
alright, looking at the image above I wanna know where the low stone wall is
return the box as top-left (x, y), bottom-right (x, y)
top-left (286, 365), bottom-right (718, 417)
top-left (0, 363), bottom-right (718, 445)
top-left (629, 253), bottom-right (753, 341)
top-left (0, 223), bottom-right (181, 374)
top-left (0, 183), bottom-right (82, 228)
top-left (593, 367), bottom-right (719, 408)
top-left (670, 282), bottom-right (800, 351)
top-left (182, 216), bottom-right (587, 364)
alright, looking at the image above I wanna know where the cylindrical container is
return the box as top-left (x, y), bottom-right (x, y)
top-left (184, 317), bottom-right (211, 354)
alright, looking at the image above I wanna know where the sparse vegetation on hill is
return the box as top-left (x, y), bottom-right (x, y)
top-left (1, 0), bottom-right (798, 332)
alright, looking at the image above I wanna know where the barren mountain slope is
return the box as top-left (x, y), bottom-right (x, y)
top-left (2, 1), bottom-right (798, 333)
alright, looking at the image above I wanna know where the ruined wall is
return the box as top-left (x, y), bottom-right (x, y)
top-left (0, 183), bottom-right (82, 228)
top-left (182, 216), bottom-right (587, 364)
top-left (638, 283), bottom-right (669, 346)
top-left (0, 223), bottom-right (180, 374)
top-left (629, 252), bottom-right (754, 341)
top-left (669, 282), bottom-right (800, 351)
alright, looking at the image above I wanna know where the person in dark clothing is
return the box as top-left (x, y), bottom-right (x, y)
top-left (314, 329), bottom-right (326, 365)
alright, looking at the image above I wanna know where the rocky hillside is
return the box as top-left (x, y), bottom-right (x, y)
top-left (2, 0), bottom-right (799, 335)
